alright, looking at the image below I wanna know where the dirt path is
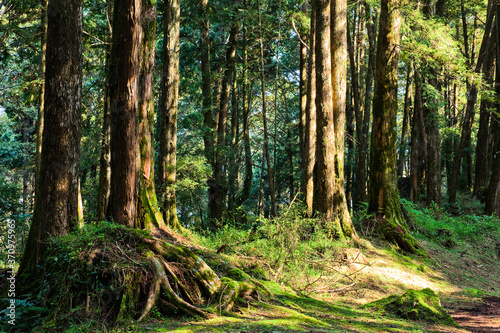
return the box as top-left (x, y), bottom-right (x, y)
top-left (448, 296), bottom-right (500, 332)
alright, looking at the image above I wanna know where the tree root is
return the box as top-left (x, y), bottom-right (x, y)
top-left (139, 256), bottom-right (210, 320)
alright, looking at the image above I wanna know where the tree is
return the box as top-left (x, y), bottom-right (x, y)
top-left (368, 0), bottom-right (419, 253)
top-left (314, 0), bottom-right (355, 238)
top-left (18, 0), bottom-right (83, 290)
top-left (108, 0), bottom-right (141, 227)
top-left (158, 0), bottom-right (181, 229)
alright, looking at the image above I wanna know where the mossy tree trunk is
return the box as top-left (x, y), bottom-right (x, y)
top-left (138, 0), bottom-right (168, 231)
top-left (368, 0), bottom-right (419, 253)
top-left (157, 0), bottom-right (181, 230)
top-left (331, 0), bottom-right (356, 238)
top-left (18, 0), bottom-right (83, 291)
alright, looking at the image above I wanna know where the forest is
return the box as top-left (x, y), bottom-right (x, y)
top-left (1, 0), bottom-right (500, 331)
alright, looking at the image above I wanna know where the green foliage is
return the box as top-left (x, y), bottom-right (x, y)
top-left (205, 203), bottom-right (357, 293)
top-left (403, 199), bottom-right (500, 242)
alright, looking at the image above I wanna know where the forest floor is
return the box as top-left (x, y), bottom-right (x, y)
top-left (4, 199), bottom-right (500, 332)
top-left (101, 201), bottom-right (500, 333)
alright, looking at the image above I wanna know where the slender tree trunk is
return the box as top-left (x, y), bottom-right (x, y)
top-left (19, 0), bottom-right (83, 290)
top-left (474, 37), bottom-right (496, 198)
top-left (424, 70), bottom-right (442, 207)
top-left (35, 0), bottom-right (47, 194)
top-left (356, 0), bottom-right (377, 205)
top-left (398, 66), bottom-right (412, 177)
top-left (210, 24), bottom-right (239, 224)
top-left (368, 0), bottom-right (419, 253)
top-left (237, 25), bottom-right (253, 207)
top-left (304, 0), bottom-right (317, 215)
top-left (157, 0), bottom-right (181, 230)
top-left (409, 68), bottom-right (426, 202)
top-left (138, 0), bottom-right (168, 231)
top-left (258, 1), bottom-right (276, 217)
top-left (97, 0), bottom-right (113, 221)
top-left (485, 1), bottom-right (500, 215)
top-left (299, 2), bottom-right (308, 201)
top-left (227, 54), bottom-right (240, 214)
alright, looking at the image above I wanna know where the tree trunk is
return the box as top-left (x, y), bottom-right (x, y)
top-left (314, 0), bottom-right (354, 238)
top-left (410, 69), bottom-right (426, 203)
top-left (97, 0), bottom-right (113, 221)
top-left (356, 0), bottom-right (377, 205)
top-left (304, 0), bottom-right (316, 215)
top-left (398, 66), bottom-right (412, 177)
top-left (258, 1), bottom-right (276, 217)
top-left (485, 1), bottom-right (500, 215)
top-left (237, 24), bottom-right (253, 207)
top-left (299, 2), bottom-right (308, 202)
top-left (136, 0), bottom-right (168, 231)
top-left (210, 24), bottom-right (239, 224)
top-left (157, 0), bottom-right (181, 230)
top-left (368, 0), bottom-right (419, 253)
top-left (331, 0), bottom-right (355, 237)
top-left (423, 71), bottom-right (442, 207)
top-left (19, 0), bottom-right (83, 291)
top-left (474, 36), bottom-right (496, 198)
top-left (109, 0), bottom-right (141, 227)
top-left (35, 0), bottom-right (47, 195)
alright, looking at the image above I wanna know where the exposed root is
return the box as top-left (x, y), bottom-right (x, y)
top-left (148, 256), bottom-right (210, 318)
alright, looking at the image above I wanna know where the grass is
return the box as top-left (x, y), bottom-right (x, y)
top-left (7, 197), bottom-right (500, 332)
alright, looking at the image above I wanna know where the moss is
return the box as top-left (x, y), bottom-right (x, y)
top-left (362, 288), bottom-right (457, 326)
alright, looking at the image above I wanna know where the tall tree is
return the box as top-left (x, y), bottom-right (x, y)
top-left (304, 0), bottom-right (317, 215)
top-left (368, 0), bottom-right (419, 253)
top-left (314, 0), bottom-right (354, 238)
top-left (137, 0), bottom-right (168, 230)
top-left (108, 0), bottom-right (141, 227)
top-left (158, 0), bottom-right (181, 229)
top-left (97, 0), bottom-right (113, 221)
top-left (19, 0), bottom-right (83, 290)
top-left (258, 0), bottom-right (276, 217)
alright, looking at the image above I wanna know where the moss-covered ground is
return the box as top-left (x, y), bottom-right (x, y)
top-left (3, 197), bottom-right (500, 332)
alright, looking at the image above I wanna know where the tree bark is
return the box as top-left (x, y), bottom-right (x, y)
top-left (19, 0), bottom-right (83, 290)
top-left (258, 1), bottom-right (276, 217)
top-left (398, 66), bottom-right (412, 177)
top-left (157, 0), bottom-right (181, 230)
top-left (356, 0), bottom-right (377, 205)
top-left (304, 0), bottom-right (316, 215)
top-left (210, 24), bottom-right (239, 224)
top-left (97, 0), bottom-right (113, 221)
top-left (136, 0), bottom-right (168, 231)
top-left (237, 24), bottom-right (253, 207)
top-left (368, 0), bottom-right (419, 253)
top-left (109, 0), bottom-right (141, 227)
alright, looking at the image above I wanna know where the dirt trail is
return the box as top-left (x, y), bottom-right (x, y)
top-left (448, 296), bottom-right (500, 333)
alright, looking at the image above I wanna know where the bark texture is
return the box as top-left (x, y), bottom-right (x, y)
top-left (158, 0), bottom-right (181, 230)
top-left (109, 0), bottom-right (141, 227)
top-left (368, 0), bottom-right (419, 253)
top-left (19, 0), bottom-right (83, 290)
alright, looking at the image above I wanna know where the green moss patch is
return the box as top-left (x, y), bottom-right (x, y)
top-left (362, 288), bottom-right (456, 326)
